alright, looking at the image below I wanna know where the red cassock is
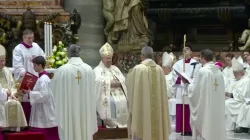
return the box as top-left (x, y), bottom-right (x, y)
top-left (175, 104), bottom-right (192, 133)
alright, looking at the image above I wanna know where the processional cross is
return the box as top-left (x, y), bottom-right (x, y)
top-left (75, 70), bottom-right (81, 85)
top-left (214, 79), bottom-right (218, 91)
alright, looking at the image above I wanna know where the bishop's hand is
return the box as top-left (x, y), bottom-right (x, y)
top-left (181, 77), bottom-right (189, 84)
top-left (6, 89), bottom-right (11, 97)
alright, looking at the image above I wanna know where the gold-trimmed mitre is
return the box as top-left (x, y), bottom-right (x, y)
top-left (99, 43), bottom-right (114, 57)
top-left (0, 45), bottom-right (6, 60)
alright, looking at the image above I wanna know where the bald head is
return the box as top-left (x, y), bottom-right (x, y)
top-left (67, 44), bottom-right (81, 58)
top-left (141, 46), bottom-right (154, 60)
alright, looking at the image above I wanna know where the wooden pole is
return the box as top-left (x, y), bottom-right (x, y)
top-left (182, 34), bottom-right (186, 135)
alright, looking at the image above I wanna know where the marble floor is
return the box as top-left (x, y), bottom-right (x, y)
top-left (104, 132), bottom-right (250, 140)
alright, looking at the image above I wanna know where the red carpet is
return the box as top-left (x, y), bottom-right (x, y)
top-left (4, 131), bottom-right (44, 140)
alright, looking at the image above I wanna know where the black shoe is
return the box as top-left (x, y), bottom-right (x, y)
top-left (181, 132), bottom-right (192, 136)
top-left (234, 127), bottom-right (249, 133)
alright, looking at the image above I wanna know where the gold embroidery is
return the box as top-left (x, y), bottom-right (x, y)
top-left (150, 66), bottom-right (158, 140)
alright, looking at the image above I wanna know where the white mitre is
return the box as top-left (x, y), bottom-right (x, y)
top-left (237, 56), bottom-right (244, 64)
top-left (99, 43), bottom-right (114, 57)
top-left (169, 52), bottom-right (174, 61)
top-left (162, 52), bottom-right (173, 67)
top-left (0, 45), bottom-right (6, 59)
top-left (4, 99), bottom-right (27, 131)
top-left (232, 57), bottom-right (244, 72)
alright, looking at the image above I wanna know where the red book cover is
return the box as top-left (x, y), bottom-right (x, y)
top-left (19, 72), bottom-right (38, 90)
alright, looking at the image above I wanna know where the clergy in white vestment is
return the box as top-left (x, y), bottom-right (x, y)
top-left (222, 53), bottom-right (235, 87)
top-left (51, 44), bottom-right (97, 140)
top-left (94, 43), bottom-right (128, 128)
top-left (22, 56), bottom-right (59, 140)
top-left (183, 49), bottom-right (226, 140)
top-left (0, 45), bottom-right (27, 134)
top-left (225, 57), bottom-right (250, 131)
top-left (243, 51), bottom-right (250, 70)
top-left (234, 102), bottom-right (250, 133)
top-left (126, 46), bottom-right (171, 140)
top-left (0, 45), bottom-right (17, 127)
top-left (172, 44), bottom-right (201, 104)
top-left (162, 52), bottom-right (176, 130)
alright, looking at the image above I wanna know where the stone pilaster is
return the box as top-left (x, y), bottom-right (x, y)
top-left (64, 0), bottom-right (104, 67)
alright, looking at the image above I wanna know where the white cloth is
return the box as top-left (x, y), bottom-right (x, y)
top-left (225, 74), bottom-right (250, 130)
top-left (246, 67), bottom-right (250, 76)
top-left (94, 61), bottom-right (128, 128)
top-left (12, 42), bottom-right (45, 81)
top-left (165, 72), bottom-right (176, 115)
top-left (172, 58), bottom-right (201, 103)
top-left (51, 57), bottom-right (97, 140)
top-left (236, 102), bottom-right (250, 128)
top-left (243, 62), bottom-right (249, 70)
top-left (29, 74), bottom-right (57, 128)
top-left (188, 62), bottom-right (226, 140)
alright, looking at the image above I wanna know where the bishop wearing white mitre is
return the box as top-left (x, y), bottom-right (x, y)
top-left (0, 45), bottom-right (27, 131)
top-left (225, 57), bottom-right (250, 131)
top-left (94, 43), bottom-right (128, 128)
top-left (161, 52), bottom-right (176, 129)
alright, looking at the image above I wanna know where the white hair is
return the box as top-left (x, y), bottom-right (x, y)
top-left (67, 44), bottom-right (81, 58)
top-left (141, 46), bottom-right (154, 59)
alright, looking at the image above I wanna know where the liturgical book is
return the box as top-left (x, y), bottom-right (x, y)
top-left (174, 69), bottom-right (193, 84)
top-left (19, 72), bottom-right (38, 90)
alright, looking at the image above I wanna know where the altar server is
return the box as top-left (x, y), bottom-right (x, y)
top-left (183, 49), bottom-right (226, 140)
top-left (225, 57), bottom-right (250, 131)
top-left (23, 56), bottom-right (58, 140)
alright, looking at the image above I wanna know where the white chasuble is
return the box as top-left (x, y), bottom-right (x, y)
top-left (225, 74), bottom-right (250, 130)
top-left (236, 102), bottom-right (250, 128)
top-left (12, 43), bottom-right (45, 81)
top-left (188, 62), bottom-right (226, 140)
top-left (0, 67), bottom-right (17, 127)
top-left (51, 57), bottom-right (97, 140)
top-left (172, 58), bottom-right (201, 104)
top-left (94, 61), bottom-right (128, 128)
top-left (29, 74), bottom-right (57, 128)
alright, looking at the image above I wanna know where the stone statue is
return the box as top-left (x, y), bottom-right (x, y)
top-left (103, 0), bottom-right (153, 51)
top-left (238, 18), bottom-right (250, 51)
top-left (103, 0), bottom-right (115, 44)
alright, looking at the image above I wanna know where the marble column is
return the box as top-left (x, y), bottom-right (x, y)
top-left (64, 0), bottom-right (104, 67)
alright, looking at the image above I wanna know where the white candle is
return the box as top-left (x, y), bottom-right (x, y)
top-left (46, 22), bottom-right (49, 56)
top-left (44, 22), bottom-right (47, 56)
top-left (49, 23), bottom-right (53, 56)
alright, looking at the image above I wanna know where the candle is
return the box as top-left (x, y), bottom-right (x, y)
top-left (44, 22), bottom-right (47, 56)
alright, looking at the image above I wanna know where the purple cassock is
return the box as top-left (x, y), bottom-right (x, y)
top-left (0, 128), bottom-right (3, 140)
top-left (21, 102), bottom-right (31, 123)
top-left (176, 104), bottom-right (192, 133)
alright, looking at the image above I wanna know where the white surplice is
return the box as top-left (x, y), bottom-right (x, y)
top-left (172, 58), bottom-right (201, 103)
top-left (225, 74), bottom-right (250, 130)
top-left (12, 43), bottom-right (45, 81)
top-left (51, 57), bottom-right (97, 140)
top-left (0, 67), bottom-right (17, 127)
top-left (222, 66), bottom-right (235, 87)
top-left (29, 74), bottom-right (57, 128)
top-left (188, 62), bottom-right (226, 140)
top-left (94, 61), bottom-right (128, 128)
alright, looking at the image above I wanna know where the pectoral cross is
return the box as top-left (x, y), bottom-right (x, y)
top-left (26, 78), bottom-right (33, 87)
top-left (214, 79), bottom-right (218, 91)
top-left (75, 70), bottom-right (81, 85)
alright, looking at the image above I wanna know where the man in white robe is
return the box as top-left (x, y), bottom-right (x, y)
top-left (223, 53), bottom-right (235, 87)
top-left (183, 49), bottom-right (226, 140)
top-left (245, 55), bottom-right (250, 75)
top-left (94, 43), bottom-right (128, 128)
top-left (126, 46), bottom-right (171, 140)
top-left (234, 101), bottom-right (250, 133)
top-left (225, 57), bottom-right (250, 131)
top-left (51, 44), bottom-right (97, 140)
top-left (162, 52), bottom-right (176, 130)
top-left (243, 51), bottom-right (250, 70)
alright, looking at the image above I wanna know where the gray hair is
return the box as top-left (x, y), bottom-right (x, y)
top-left (141, 46), bottom-right (154, 59)
top-left (67, 44), bottom-right (81, 58)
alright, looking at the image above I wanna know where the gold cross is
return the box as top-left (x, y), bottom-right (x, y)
top-left (75, 70), bottom-right (81, 85)
top-left (26, 78), bottom-right (33, 88)
top-left (214, 79), bottom-right (218, 91)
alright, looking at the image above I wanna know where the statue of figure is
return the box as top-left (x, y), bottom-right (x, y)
top-left (103, 0), bottom-right (115, 44)
top-left (238, 18), bottom-right (250, 51)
